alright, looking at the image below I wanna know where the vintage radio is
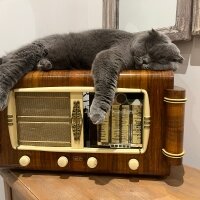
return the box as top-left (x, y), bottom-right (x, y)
top-left (0, 70), bottom-right (186, 175)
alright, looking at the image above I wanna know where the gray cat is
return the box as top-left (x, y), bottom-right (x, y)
top-left (0, 29), bottom-right (183, 124)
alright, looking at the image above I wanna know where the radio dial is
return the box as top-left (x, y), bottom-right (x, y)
top-left (57, 156), bottom-right (68, 168)
top-left (87, 157), bottom-right (98, 168)
top-left (128, 159), bottom-right (139, 170)
top-left (19, 155), bottom-right (30, 167)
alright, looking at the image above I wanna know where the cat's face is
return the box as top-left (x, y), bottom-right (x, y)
top-left (148, 43), bottom-right (184, 64)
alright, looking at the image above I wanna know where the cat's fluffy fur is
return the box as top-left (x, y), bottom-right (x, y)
top-left (0, 29), bottom-right (183, 124)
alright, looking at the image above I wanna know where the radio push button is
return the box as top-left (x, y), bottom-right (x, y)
top-left (57, 156), bottom-right (68, 168)
top-left (19, 155), bottom-right (30, 167)
top-left (87, 157), bottom-right (98, 169)
top-left (128, 159), bottom-right (139, 170)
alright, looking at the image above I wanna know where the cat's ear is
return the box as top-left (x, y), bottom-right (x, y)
top-left (148, 29), bottom-right (160, 37)
top-left (0, 57), bottom-right (2, 65)
top-left (151, 28), bottom-right (157, 33)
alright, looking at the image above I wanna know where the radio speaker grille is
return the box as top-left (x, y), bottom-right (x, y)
top-left (15, 92), bottom-right (71, 147)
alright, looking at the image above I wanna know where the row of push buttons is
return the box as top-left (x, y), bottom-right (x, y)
top-left (19, 156), bottom-right (139, 170)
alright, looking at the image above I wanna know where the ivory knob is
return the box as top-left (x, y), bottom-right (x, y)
top-left (87, 157), bottom-right (98, 169)
top-left (128, 159), bottom-right (139, 170)
top-left (57, 156), bottom-right (68, 168)
top-left (19, 155), bottom-right (30, 167)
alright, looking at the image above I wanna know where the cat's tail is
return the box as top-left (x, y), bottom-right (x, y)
top-left (0, 42), bottom-right (48, 110)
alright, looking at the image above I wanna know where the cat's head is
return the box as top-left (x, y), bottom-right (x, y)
top-left (148, 43), bottom-right (184, 64)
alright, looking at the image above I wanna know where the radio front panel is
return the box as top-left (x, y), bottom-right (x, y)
top-left (7, 87), bottom-right (150, 154)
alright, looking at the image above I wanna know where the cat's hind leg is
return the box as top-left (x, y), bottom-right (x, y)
top-left (0, 42), bottom-right (47, 110)
top-left (0, 90), bottom-right (9, 112)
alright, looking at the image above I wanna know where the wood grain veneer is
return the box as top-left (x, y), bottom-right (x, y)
top-left (0, 70), bottom-right (186, 176)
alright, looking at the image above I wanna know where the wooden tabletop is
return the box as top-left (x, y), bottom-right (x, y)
top-left (1, 165), bottom-right (200, 200)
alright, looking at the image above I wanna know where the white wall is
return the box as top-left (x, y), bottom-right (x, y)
top-left (0, 176), bottom-right (5, 200)
top-left (0, 0), bottom-right (102, 56)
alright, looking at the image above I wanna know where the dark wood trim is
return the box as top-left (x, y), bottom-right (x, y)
top-left (102, 0), bottom-right (119, 29)
top-left (192, 0), bottom-right (200, 35)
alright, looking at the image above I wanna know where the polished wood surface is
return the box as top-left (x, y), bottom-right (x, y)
top-left (0, 70), bottom-right (185, 176)
top-left (15, 69), bottom-right (174, 88)
top-left (164, 87), bottom-right (186, 165)
top-left (1, 165), bottom-right (200, 200)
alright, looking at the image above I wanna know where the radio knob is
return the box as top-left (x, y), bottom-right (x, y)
top-left (19, 155), bottom-right (30, 167)
top-left (128, 159), bottom-right (139, 170)
top-left (87, 157), bottom-right (98, 169)
top-left (57, 156), bottom-right (68, 168)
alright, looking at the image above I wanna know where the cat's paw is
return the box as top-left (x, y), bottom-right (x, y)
top-left (0, 89), bottom-right (9, 111)
top-left (142, 54), bottom-right (151, 64)
top-left (37, 58), bottom-right (53, 71)
top-left (134, 56), bottom-right (143, 66)
top-left (89, 103), bottom-right (107, 124)
top-left (170, 62), bottom-right (178, 71)
top-left (141, 64), bottom-right (150, 70)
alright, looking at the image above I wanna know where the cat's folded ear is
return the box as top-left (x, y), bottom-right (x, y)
top-left (0, 57), bottom-right (2, 65)
top-left (148, 29), bottom-right (160, 37)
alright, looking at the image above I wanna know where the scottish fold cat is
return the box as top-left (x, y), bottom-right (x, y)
top-left (0, 29), bottom-right (183, 124)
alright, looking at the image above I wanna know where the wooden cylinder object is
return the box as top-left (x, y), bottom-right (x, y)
top-left (163, 86), bottom-right (186, 165)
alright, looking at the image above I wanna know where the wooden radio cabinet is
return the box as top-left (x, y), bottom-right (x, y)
top-left (0, 70), bottom-right (186, 176)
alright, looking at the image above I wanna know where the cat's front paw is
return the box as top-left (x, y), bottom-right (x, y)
top-left (89, 102), bottom-right (107, 125)
top-left (170, 62), bottom-right (178, 71)
top-left (37, 58), bottom-right (53, 71)
top-left (134, 56), bottom-right (143, 66)
top-left (0, 89), bottom-right (9, 111)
